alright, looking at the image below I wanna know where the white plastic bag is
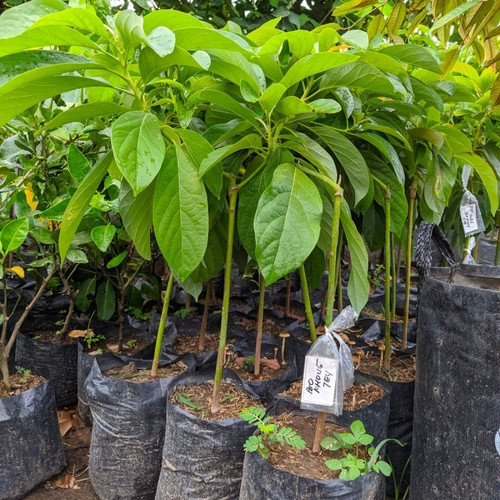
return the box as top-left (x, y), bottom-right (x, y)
top-left (300, 306), bottom-right (356, 415)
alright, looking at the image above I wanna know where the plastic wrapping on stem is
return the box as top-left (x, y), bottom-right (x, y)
top-left (300, 306), bottom-right (356, 416)
top-left (460, 165), bottom-right (485, 237)
top-left (462, 236), bottom-right (477, 265)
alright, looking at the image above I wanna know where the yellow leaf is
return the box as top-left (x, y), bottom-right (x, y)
top-left (440, 47), bottom-right (459, 79)
top-left (5, 266), bottom-right (25, 278)
top-left (491, 74), bottom-right (500, 109)
top-left (387, 2), bottom-right (407, 37)
top-left (24, 182), bottom-right (38, 210)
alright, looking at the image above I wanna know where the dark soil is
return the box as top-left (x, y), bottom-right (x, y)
top-left (103, 360), bottom-right (188, 383)
top-left (170, 381), bottom-right (265, 421)
top-left (82, 333), bottom-right (151, 356)
top-left (234, 316), bottom-right (287, 334)
top-left (174, 332), bottom-right (222, 353)
top-left (0, 373), bottom-right (45, 399)
top-left (31, 330), bottom-right (79, 345)
top-left (280, 380), bottom-right (385, 411)
top-left (26, 411), bottom-right (97, 499)
top-left (271, 305), bottom-right (306, 321)
top-left (230, 358), bottom-right (287, 382)
top-left (357, 352), bottom-right (416, 382)
top-left (267, 413), bottom-right (369, 480)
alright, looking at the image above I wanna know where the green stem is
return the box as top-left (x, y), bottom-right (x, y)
top-left (211, 177), bottom-right (238, 414)
top-left (253, 274), bottom-right (266, 376)
top-left (198, 280), bottom-right (212, 351)
top-left (402, 188), bottom-right (416, 350)
top-left (384, 191), bottom-right (392, 371)
top-left (325, 192), bottom-right (343, 326)
top-left (298, 264), bottom-right (317, 342)
top-left (495, 227), bottom-right (500, 266)
top-left (391, 234), bottom-right (397, 321)
top-left (463, 235), bottom-right (471, 260)
top-left (336, 228), bottom-right (343, 313)
top-left (151, 271), bottom-right (174, 378)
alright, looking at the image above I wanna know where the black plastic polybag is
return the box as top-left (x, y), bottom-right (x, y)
top-left (86, 356), bottom-right (192, 500)
top-left (155, 370), bottom-right (261, 500)
top-left (410, 265), bottom-right (500, 500)
top-left (15, 332), bottom-right (78, 408)
top-left (0, 380), bottom-right (65, 499)
top-left (239, 439), bottom-right (385, 500)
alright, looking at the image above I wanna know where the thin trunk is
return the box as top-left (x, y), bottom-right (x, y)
top-left (402, 189), bottom-right (416, 350)
top-left (335, 229), bottom-right (343, 313)
top-left (253, 274), bottom-right (265, 376)
top-left (325, 192), bottom-right (342, 326)
top-left (185, 294), bottom-right (191, 309)
top-left (391, 235), bottom-right (397, 321)
top-left (198, 280), bottom-right (212, 351)
top-left (473, 235), bottom-right (479, 261)
top-left (383, 192), bottom-right (392, 371)
top-left (117, 297), bottom-right (125, 353)
top-left (463, 235), bottom-right (471, 259)
top-left (60, 295), bottom-right (76, 337)
top-left (1, 276), bottom-right (10, 390)
top-left (211, 178), bottom-right (238, 414)
top-left (312, 411), bottom-right (326, 453)
top-left (285, 274), bottom-right (291, 317)
top-left (151, 272), bottom-right (174, 377)
top-left (298, 264), bottom-right (316, 342)
top-left (495, 227), bottom-right (500, 266)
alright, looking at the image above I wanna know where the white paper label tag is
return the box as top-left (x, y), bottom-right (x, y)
top-left (300, 356), bottom-right (338, 407)
top-left (460, 202), bottom-right (479, 234)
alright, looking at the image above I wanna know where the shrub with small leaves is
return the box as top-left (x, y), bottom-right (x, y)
top-left (321, 420), bottom-right (398, 480)
top-left (240, 407), bottom-right (306, 459)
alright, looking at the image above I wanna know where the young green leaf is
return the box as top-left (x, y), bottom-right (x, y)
top-left (67, 144), bottom-right (90, 183)
top-left (91, 224), bottom-right (116, 253)
top-left (59, 151), bottom-right (113, 261)
top-left (76, 277), bottom-right (96, 312)
top-left (96, 281), bottom-right (115, 320)
top-left (0, 218), bottom-right (29, 254)
top-left (254, 164), bottom-right (322, 284)
top-left (153, 147), bottom-right (208, 281)
top-left (106, 250), bottom-right (128, 269)
top-left (111, 111), bottom-right (165, 196)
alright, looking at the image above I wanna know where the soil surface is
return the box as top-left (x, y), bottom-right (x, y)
top-left (270, 305), bottom-right (306, 321)
top-left (171, 381), bottom-right (265, 421)
top-left (174, 332), bottom-right (222, 353)
top-left (103, 360), bottom-right (188, 383)
top-left (31, 330), bottom-right (79, 345)
top-left (83, 332), bottom-right (151, 356)
top-left (0, 373), bottom-right (45, 399)
top-left (234, 316), bottom-right (287, 334)
top-left (357, 352), bottom-right (416, 382)
top-left (26, 411), bottom-right (97, 499)
top-left (280, 380), bottom-right (385, 411)
top-left (267, 413), bottom-right (370, 480)
top-left (231, 358), bottom-right (287, 382)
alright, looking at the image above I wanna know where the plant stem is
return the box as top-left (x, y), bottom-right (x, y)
top-left (384, 191), bottom-right (392, 371)
top-left (198, 280), bottom-right (212, 351)
top-left (473, 235), bottom-right (479, 261)
top-left (58, 266), bottom-right (76, 338)
top-left (402, 187), bottom-right (416, 350)
top-left (298, 264), bottom-right (316, 342)
top-left (151, 272), bottom-right (174, 378)
top-left (463, 235), bottom-right (471, 259)
top-left (211, 177), bottom-right (238, 414)
top-left (495, 227), bottom-right (500, 266)
top-left (253, 274), bottom-right (266, 376)
top-left (325, 192), bottom-right (343, 326)
top-left (285, 274), bottom-right (291, 317)
top-left (336, 228), bottom-right (343, 313)
top-left (312, 411), bottom-right (326, 453)
top-left (391, 234), bottom-right (397, 321)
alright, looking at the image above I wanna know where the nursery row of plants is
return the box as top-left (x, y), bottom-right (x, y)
top-left (0, 0), bottom-right (498, 498)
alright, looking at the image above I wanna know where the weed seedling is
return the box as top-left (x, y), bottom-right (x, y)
top-left (321, 420), bottom-right (399, 480)
top-left (240, 407), bottom-right (306, 459)
top-left (15, 366), bottom-right (32, 384)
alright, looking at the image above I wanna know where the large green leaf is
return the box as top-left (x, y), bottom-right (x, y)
top-left (143, 9), bottom-right (209, 33)
top-left (153, 147), bottom-right (209, 280)
top-left (177, 129), bottom-right (222, 198)
top-left (311, 125), bottom-right (370, 205)
top-left (254, 164), bottom-right (322, 284)
top-left (358, 133), bottom-right (405, 185)
top-left (76, 277), bottom-right (95, 312)
top-left (30, 7), bottom-right (108, 36)
top-left (320, 61), bottom-right (396, 95)
top-left (457, 154), bottom-right (499, 214)
top-left (59, 151), bottom-right (113, 260)
top-left (279, 52), bottom-right (358, 89)
top-left (0, 50), bottom-right (102, 89)
top-left (119, 179), bottom-right (154, 260)
top-left (340, 202), bottom-right (369, 314)
top-left (0, 218), bottom-right (29, 254)
top-left (430, 1), bottom-right (481, 32)
top-left (96, 281), bottom-right (115, 320)
top-left (0, 75), bottom-right (112, 127)
top-left (380, 45), bottom-right (440, 73)
top-left (111, 111), bottom-right (165, 196)
top-left (174, 27), bottom-right (252, 53)
top-left (40, 102), bottom-right (128, 132)
top-left (0, 26), bottom-right (101, 57)
top-left (0, 0), bottom-right (67, 39)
